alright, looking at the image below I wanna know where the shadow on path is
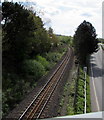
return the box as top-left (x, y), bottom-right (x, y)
top-left (90, 63), bottom-right (103, 78)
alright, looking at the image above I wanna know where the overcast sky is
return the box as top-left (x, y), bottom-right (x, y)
top-left (4, 0), bottom-right (103, 38)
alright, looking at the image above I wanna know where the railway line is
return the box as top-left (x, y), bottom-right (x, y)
top-left (18, 48), bottom-right (72, 120)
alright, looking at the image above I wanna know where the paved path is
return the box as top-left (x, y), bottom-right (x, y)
top-left (90, 45), bottom-right (103, 112)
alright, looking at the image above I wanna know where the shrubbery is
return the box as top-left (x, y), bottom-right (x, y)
top-left (23, 60), bottom-right (46, 81)
top-left (36, 56), bottom-right (50, 70)
top-left (45, 52), bottom-right (62, 63)
top-left (2, 79), bottom-right (31, 116)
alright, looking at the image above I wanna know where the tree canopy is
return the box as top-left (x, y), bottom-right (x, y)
top-left (73, 20), bottom-right (98, 65)
top-left (2, 2), bottom-right (51, 74)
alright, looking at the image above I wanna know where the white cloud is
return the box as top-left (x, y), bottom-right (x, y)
top-left (16, 0), bottom-right (103, 37)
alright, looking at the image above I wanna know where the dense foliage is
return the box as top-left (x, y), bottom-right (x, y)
top-left (73, 20), bottom-right (98, 65)
top-left (2, 2), bottom-right (71, 117)
top-left (2, 2), bottom-right (51, 75)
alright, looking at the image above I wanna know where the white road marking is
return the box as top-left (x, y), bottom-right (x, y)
top-left (90, 62), bottom-right (100, 111)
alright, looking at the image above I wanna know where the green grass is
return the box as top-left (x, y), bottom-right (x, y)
top-left (56, 35), bottom-right (73, 46)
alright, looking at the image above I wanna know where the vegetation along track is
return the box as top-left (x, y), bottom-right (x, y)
top-left (18, 48), bottom-right (73, 120)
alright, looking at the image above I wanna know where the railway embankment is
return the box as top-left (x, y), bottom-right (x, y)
top-left (6, 48), bottom-right (74, 119)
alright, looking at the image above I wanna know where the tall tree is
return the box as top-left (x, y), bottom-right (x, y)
top-left (73, 20), bottom-right (98, 65)
top-left (2, 2), bottom-right (34, 73)
top-left (2, 2), bottom-right (51, 74)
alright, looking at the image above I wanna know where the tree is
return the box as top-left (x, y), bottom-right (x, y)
top-left (73, 20), bottom-right (98, 65)
top-left (48, 27), bottom-right (53, 36)
top-left (2, 2), bottom-right (51, 74)
top-left (2, 2), bottom-right (35, 74)
top-left (48, 27), bottom-right (59, 48)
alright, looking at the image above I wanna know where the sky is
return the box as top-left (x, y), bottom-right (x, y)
top-left (3, 0), bottom-right (103, 38)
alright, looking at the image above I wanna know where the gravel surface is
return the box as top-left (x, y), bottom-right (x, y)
top-left (40, 49), bottom-right (74, 119)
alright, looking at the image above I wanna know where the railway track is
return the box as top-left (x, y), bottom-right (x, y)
top-left (18, 48), bottom-right (72, 120)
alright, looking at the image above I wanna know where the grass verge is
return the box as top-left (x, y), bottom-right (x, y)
top-left (75, 67), bottom-right (91, 114)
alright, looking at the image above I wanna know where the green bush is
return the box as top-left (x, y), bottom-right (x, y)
top-left (57, 46), bottom-right (67, 54)
top-left (23, 60), bottom-right (46, 81)
top-left (36, 55), bottom-right (50, 70)
top-left (45, 52), bottom-right (62, 63)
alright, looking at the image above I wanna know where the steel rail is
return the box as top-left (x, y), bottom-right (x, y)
top-left (18, 48), bottom-right (71, 120)
top-left (28, 50), bottom-right (70, 119)
top-left (36, 49), bottom-right (71, 119)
